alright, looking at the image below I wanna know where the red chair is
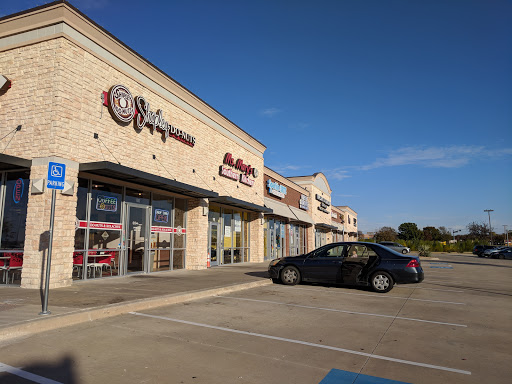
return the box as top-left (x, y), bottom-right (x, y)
top-left (73, 252), bottom-right (84, 278)
top-left (6, 253), bottom-right (23, 284)
top-left (97, 254), bottom-right (113, 276)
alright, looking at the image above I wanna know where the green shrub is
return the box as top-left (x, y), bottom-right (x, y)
top-left (418, 244), bottom-right (431, 258)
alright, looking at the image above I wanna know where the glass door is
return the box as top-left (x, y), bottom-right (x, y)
top-left (209, 222), bottom-right (219, 267)
top-left (124, 203), bottom-right (149, 274)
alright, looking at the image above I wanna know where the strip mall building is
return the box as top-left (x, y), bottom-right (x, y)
top-left (0, 2), bottom-right (357, 289)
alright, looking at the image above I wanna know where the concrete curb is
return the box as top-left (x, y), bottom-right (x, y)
top-left (0, 279), bottom-right (272, 343)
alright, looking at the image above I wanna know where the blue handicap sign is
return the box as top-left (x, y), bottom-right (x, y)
top-left (319, 369), bottom-right (411, 384)
top-left (47, 162), bottom-right (66, 190)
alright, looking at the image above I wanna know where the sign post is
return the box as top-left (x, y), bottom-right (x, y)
top-left (40, 162), bottom-right (66, 315)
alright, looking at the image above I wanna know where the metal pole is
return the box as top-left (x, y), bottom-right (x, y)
top-left (484, 209), bottom-right (494, 245)
top-left (40, 188), bottom-right (56, 315)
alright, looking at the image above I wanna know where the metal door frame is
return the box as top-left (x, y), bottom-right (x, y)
top-left (208, 221), bottom-right (219, 267)
top-left (122, 202), bottom-right (150, 274)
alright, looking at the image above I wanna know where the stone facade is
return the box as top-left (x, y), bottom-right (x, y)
top-left (0, 3), bottom-right (266, 288)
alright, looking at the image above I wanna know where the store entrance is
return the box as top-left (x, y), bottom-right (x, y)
top-left (124, 203), bottom-right (149, 274)
top-left (208, 222), bottom-right (219, 267)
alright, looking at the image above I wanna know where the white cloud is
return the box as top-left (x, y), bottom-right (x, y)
top-left (268, 164), bottom-right (308, 174)
top-left (260, 107), bottom-right (281, 117)
top-left (357, 145), bottom-right (504, 170)
top-left (325, 169), bottom-right (351, 180)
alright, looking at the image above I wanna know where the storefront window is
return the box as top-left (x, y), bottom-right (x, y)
top-left (1, 171), bottom-right (30, 250)
top-left (223, 209), bottom-right (233, 264)
top-left (125, 188), bottom-right (150, 205)
top-left (208, 206), bottom-right (220, 223)
top-left (90, 181), bottom-right (122, 223)
top-left (76, 178), bottom-right (88, 221)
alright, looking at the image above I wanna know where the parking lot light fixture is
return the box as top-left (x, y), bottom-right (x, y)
top-left (484, 209), bottom-right (494, 244)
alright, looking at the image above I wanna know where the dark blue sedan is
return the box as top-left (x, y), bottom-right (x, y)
top-left (268, 242), bottom-right (424, 293)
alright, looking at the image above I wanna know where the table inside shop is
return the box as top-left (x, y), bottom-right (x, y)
top-left (87, 254), bottom-right (108, 278)
top-left (0, 256), bottom-right (11, 283)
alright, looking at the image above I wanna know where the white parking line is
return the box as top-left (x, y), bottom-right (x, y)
top-left (0, 363), bottom-right (62, 384)
top-left (129, 312), bottom-right (471, 375)
top-left (217, 296), bottom-right (467, 327)
top-left (395, 286), bottom-right (464, 293)
top-left (287, 286), bottom-right (466, 305)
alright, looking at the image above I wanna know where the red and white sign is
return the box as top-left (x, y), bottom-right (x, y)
top-left (151, 226), bottom-right (187, 234)
top-left (78, 221), bottom-right (122, 230)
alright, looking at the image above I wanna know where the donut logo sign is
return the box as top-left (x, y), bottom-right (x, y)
top-left (108, 84), bottom-right (135, 123)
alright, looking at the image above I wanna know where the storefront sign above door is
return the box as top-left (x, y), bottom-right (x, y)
top-left (267, 179), bottom-right (287, 198)
top-left (299, 194), bottom-right (308, 210)
top-left (219, 153), bottom-right (257, 187)
top-left (105, 85), bottom-right (196, 147)
top-left (316, 194), bottom-right (330, 214)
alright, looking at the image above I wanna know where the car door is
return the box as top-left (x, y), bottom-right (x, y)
top-left (341, 244), bottom-right (372, 285)
top-left (301, 244), bottom-right (345, 282)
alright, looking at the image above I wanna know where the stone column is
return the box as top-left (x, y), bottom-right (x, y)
top-left (21, 157), bottom-right (79, 289)
top-left (185, 197), bottom-right (208, 270)
top-left (249, 212), bottom-right (264, 262)
top-left (307, 225), bottom-right (315, 252)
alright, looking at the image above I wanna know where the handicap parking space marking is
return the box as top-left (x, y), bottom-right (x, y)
top-left (287, 286), bottom-right (466, 305)
top-left (319, 368), bottom-right (411, 384)
top-left (217, 296), bottom-right (467, 327)
top-left (129, 312), bottom-right (471, 375)
top-left (0, 362), bottom-right (62, 384)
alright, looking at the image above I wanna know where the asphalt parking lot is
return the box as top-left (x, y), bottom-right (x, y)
top-left (1, 254), bottom-right (511, 384)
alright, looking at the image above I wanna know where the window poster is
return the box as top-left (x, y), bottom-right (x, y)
top-left (96, 195), bottom-right (118, 212)
top-left (234, 213), bottom-right (241, 232)
top-left (154, 209), bottom-right (170, 223)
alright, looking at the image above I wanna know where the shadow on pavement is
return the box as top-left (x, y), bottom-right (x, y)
top-left (0, 355), bottom-right (77, 384)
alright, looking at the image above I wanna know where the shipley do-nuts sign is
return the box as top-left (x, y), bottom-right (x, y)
top-left (107, 84), bottom-right (196, 147)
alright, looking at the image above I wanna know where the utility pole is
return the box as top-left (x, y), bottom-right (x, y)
top-left (484, 209), bottom-right (494, 245)
top-left (504, 225), bottom-right (509, 245)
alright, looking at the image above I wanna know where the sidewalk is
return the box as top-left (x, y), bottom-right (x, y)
top-left (0, 262), bottom-right (271, 343)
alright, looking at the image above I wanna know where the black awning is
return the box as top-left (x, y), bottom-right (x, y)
top-left (0, 154), bottom-right (31, 171)
top-left (210, 196), bottom-right (273, 213)
top-left (79, 161), bottom-right (218, 198)
top-left (315, 223), bottom-right (338, 231)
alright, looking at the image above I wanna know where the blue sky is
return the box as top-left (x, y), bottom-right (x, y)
top-left (5, 0), bottom-right (512, 234)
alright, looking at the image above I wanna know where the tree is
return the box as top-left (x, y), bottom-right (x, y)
top-left (466, 221), bottom-right (489, 240)
top-left (423, 226), bottom-right (441, 241)
top-left (438, 226), bottom-right (452, 242)
top-left (375, 226), bottom-right (398, 242)
top-left (398, 222), bottom-right (422, 241)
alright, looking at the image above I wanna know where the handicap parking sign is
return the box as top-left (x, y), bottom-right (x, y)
top-left (47, 162), bottom-right (66, 190)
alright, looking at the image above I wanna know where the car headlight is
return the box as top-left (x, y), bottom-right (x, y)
top-left (269, 258), bottom-right (282, 266)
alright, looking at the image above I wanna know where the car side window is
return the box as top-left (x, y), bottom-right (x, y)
top-left (347, 245), bottom-right (376, 258)
top-left (317, 245), bottom-right (345, 258)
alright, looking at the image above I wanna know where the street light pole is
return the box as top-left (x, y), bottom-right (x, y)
top-left (504, 225), bottom-right (509, 245)
top-left (484, 209), bottom-right (494, 245)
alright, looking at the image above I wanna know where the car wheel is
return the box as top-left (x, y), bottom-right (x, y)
top-left (498, 254), bottom-right (505, 260)
top-left (371, 271), bottom-right (394, 293)
top-left (280, 266), bottom-right (300, 285)
top-left (402, 249), bottom-right (408, 254)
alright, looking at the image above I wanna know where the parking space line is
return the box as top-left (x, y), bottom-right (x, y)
top-left (288, 287), bottom-right (466, 305)
top-left (129, 312), bottom-right (471, 375)
top-left (395, 286), bottom-right (464, 293)
top-left (0, 362), bottom-right (62, 384)
top-left (217, 296), bottom-right (467, 327)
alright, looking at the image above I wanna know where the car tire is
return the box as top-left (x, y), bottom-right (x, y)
top-left (370, 271), bottom-right (394, 293)
top-left (271, 278), bottom-right (280, 284)
top-left (280, 266), bottom-right (300, 285)
top-left (498, 254), bottom-right (505, 260)
top-left (402, 249), bottom-right (408, 254)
